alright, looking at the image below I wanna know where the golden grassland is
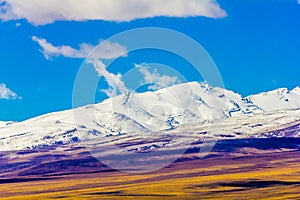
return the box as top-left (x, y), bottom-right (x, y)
top-left (1, 151), bottom-right (300, 200)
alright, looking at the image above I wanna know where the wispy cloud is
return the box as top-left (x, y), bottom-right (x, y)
top-left (90, 59), bottom-right (128, 97)
top-left (0, 0), bottom-right (227, 26)
top-left (32, 36), bottom-right (127, 60)
top-left (32, 36), bottom-right (128, 97)
top-left (0, 83), bottom-right (20, 100)
top-left (136, 64), bottom-right (181, 90)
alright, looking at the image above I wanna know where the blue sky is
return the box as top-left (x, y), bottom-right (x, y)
top-left (0, 0), bottom-right (300, 121)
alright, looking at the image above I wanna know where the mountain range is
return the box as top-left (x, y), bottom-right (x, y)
top-left (0, 82), bottom-right (299, 151)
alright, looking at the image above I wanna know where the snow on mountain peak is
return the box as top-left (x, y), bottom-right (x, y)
top-left (0, 121), bottom-right (7, 128)
top-left (0, 82), bottom-right (299, 151)
top-left (248, 86), bottom-right (300, 112)
top-left (292, 86), bottom-right (300, 95)
top-left (0, 121), bottom-right (15, 128)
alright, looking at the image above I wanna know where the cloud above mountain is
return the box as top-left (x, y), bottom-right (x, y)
top-left (32, 36), bottom-right (127, 60)
top-left (0, 0), bottom-right (227, 25)
top-left (32, 36), bottom-right (183, 96)
top-left (136, 64), bottom-right (181, 90)
top-left (32, 37), bottom-right (128, 97)
top-left (0, 83), bottom-right (20, 100)
top-left (89, 59), bottom-right (128, 97)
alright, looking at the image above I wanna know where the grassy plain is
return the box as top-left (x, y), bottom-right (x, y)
top-left (1, 150), bottom-right (300, 200)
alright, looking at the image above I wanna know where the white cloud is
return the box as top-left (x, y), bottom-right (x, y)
top-left (0, 83), bottom-right (20, 100)
top-left (0, 0), bottom-right (227, 25)
top-left (89, 59), bottom-right (128, 97)
top-left (32, 36), bottom-right (128, 97)
top-left (136, 64), bottom-right (181, 90)
top-left (32, 36), bottom-right (127, 60)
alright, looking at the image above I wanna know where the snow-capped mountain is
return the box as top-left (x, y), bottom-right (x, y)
top-left (0, 82), bottom-right (299, 151)
top-left (0, 121), bottom-right (6, 128)
top-left (0, 121), bottom-right (14, 128)
top-left (248, 87), bottom-right (300, 111)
